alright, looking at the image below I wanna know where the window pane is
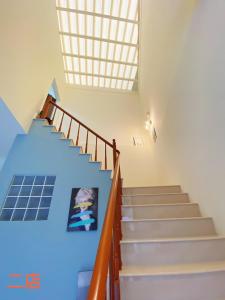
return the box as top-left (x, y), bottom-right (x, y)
top-left (31, 186), bottom-right (43, 196)
top-left (4, 197), bottom-right (17, 208)
top-left (40, 197), bottom-right (52, 208)
top-left (0, 209), bottom-right (13, 221)
top-left (34, 176), bottom-right (45, 185)
top-left (16, 197), bottom-right (29, 208)
top-left (12, 176), bottom-right (24, 185)
top-left (43, 186), bottom-right (54, 196)
top-left (46, 176), bottom-right (56, 185)
top-left (28, 197), bottom-right (41, 208)
top-left (24, 176), bottom-right (35, 185)
top-left (20, 186), bottom-right (32, 196)
top-left (8, 186), bottom-right (20, 196)
top-left (1, 175), bottom-right (55, 222)
top-left (12, 209), bottom-right (26, 221)
top-left (37, 209), bottom-right (49, 220)
top-left (24, 209), bottom-right (37, 221)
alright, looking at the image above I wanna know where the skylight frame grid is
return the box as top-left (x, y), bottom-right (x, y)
top-left (56, 0), bottom-right (139, 91)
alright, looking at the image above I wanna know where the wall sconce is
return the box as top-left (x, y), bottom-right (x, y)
top-left (145, 112), bottom-right (152, 130)
top-left (145, 112), bottom-right (157, 143)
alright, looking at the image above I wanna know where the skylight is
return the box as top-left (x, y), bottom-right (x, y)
top-left (56, 0), bottom-right (139, 91)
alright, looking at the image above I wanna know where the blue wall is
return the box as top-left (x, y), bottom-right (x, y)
top-left (0, 98), bottom-right (25, 171)
top-left (48, 79), bottom-right (61, 102)
top-left (0, 119), bottom-right (111, 300)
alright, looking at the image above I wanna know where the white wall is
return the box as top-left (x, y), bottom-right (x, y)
top-left (139, 0), bottom-right (225, 234)
top-left (0, 0), bottom-right (64, 130)
top-left (59, 86), bottom-right (161, 186)
top-left (0, 0), bottom-right (161, 187)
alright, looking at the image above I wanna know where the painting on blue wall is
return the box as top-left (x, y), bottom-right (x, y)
top-left (67, 188), bottom-right (98, 231)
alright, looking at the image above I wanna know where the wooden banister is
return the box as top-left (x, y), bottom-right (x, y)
top-left (38, 97), bottom-right (120, 170)
top-left (47, 99), bottom-right (118, 150)
top-left (38, 96), bottom-right (123, 299)
top-left (87, 156), bottom-right (122, 300)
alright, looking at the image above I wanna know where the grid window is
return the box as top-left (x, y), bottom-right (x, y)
top-left (0, 175), bottom-right (56, 222)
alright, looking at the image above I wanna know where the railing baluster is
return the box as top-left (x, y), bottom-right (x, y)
top-left (112, 139), bottom-right (117, 168)
top-left (76, 124), bottom-right (80, 146)
top-left (58, 112), bottom-right (64, 132)
top-left (105, 143), bottom-right (107, 170)
top-left (51, 106), bottom-right (57, 125)
top-left (109, 242), bottom-right (115, 300)
top-left (85, 130), bottom-right (89, 153)
top-left (67, 118), bottom-right (72, 139)
top-left (95, 137), bottom-right (98, 161)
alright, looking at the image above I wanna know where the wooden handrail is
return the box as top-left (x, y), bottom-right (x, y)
top-left (87, 156), bottom-right (122, 300)
top-left (38, 96), bottom-right (120, 171)
top-left (46, 99), bottom-right (119, 151)
top-left (38, 96), bottom-right (123, 299)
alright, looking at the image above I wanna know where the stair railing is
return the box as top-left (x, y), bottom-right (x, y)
top-left (38, 96), bottom-right (119, 170)
top-left (38, 96), bottom-right (122, 299)
top-left (87, 156), bottom-right (122, 300)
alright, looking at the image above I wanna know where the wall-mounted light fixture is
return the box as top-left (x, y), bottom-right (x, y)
top-left (145, 112), bottom-right (157, 143)
top-left (145, 112), bottom-right (152, 131)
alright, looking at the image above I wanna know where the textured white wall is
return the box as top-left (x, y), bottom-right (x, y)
top-left (0, 0), bottom-right (160, 187)
top-left (140, 0), bottom-right (225, 234)
top-left (60, 86), bottom-right (161, 186)
top-left (0, 0), bottom-right (64, 130)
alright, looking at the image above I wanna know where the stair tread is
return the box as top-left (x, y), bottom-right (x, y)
top-left (122, 216), bottom-right (212, 222)
top-left (120, 261), bottom-right (225, 277)
top-left (122, 202), bottom-right (198, 207)
top-left (123, 192), bottom-right (187, 197)
top-left (123, 185), bottom-right (181, 189)
top-left (121, 235), bottom-right (224, 244)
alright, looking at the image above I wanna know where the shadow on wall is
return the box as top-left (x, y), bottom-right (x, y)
top-left (0, 98), bottom-right (25, 170)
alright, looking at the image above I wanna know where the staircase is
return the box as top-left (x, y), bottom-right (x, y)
top-left (120, 185), bottom-right (225, 300)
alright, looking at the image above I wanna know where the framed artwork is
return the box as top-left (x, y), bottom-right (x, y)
top-left (67, 188), bottom-right (98, 232)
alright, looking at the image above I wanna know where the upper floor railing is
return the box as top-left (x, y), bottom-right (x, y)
top-left (38, 95), bottom-right (122, 299)
top-left (38, 95), bottom-right (119, 170)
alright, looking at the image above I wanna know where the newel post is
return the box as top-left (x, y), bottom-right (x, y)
top-left (112, 139), bottom-right (117, 169)
top-left (38, 95), bottom-right (53, 120)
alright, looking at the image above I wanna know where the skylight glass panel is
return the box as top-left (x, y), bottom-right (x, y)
top-left (70, 12), bottom-right (77, 33)
top-left (87, 15), bottom-right (93, 35)
top-left (102, 18), bottom-right (110, 39)
top-left (87, 0), bottom-right (94, 12)
top-left (68, 0), bottom-right (76, 9)
top-left (95, 0), bottom-right (103, 13)
top-left (56, 0), bottom-right (139, 91)
top-left (120, 0), bottom-right (129, 18)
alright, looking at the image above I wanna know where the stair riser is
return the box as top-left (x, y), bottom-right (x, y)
top-left (120, 271), bottom-right (225, 300)
top-left (122, 219), bottom-right (216, 239)
top-left (122, 204), bottom-right (200, 219)
top-left (122, 193), bottom-right (189, 205)
top-left (121, 239), bottom-right (225, 267)
top-left (123, 186), bottom-right (182, 195)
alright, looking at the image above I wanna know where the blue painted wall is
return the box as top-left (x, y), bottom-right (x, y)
top-left (0, 98), bottom-right (25, 171)
top-left (0, 119), bottom-right (111, 300)
top-left (48, 79), bottom-right (61, 102)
